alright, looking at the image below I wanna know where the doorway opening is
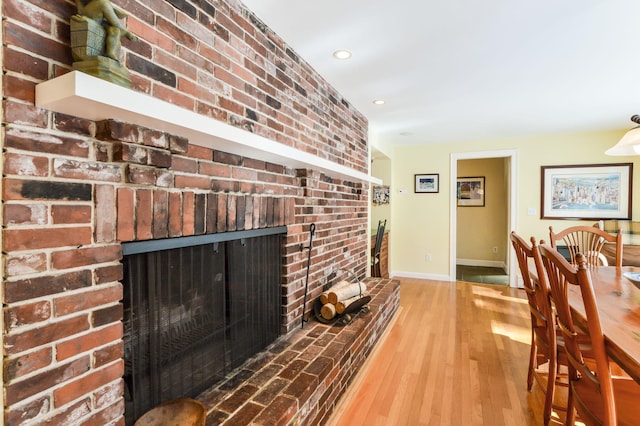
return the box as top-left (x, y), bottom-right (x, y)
top-left (450, 150), bottom-right (518, 287)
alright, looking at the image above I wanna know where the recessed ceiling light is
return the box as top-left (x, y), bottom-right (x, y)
top-left (333, 49), bottom-right (352, 60)
top-left (373, 100), bottom-right (385, 105)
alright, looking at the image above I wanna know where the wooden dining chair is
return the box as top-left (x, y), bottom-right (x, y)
top-left (537, 244), bottom-right (640, 426)
top-left (371, 219), bottom-right (386, 277)
top-left (510, 231), bottom-right (566, 425)
top-left (548, 225), bottom-right (623, 268)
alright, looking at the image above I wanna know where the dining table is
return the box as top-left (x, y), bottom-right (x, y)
top-left (568, 265), bottom-right (640, 384)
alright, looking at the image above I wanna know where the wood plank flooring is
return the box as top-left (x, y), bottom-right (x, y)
top-left (326, 278), bottom-right (569, 426)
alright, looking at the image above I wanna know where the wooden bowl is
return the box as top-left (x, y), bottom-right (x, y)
top-left (134, 398), bottom-right (206, 426)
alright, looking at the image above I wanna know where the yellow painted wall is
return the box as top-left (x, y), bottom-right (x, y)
top-left (456, 157), bottom-right (508, 265)
top-left (389, 128), bottom-right (638, 278)
top-left (371, 155), bottom-right (391, 234)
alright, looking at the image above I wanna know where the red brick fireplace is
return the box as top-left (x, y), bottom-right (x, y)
top-left (1, 0), bottom-right (388, 424)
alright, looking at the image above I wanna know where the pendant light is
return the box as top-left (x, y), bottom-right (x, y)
top-left (606, 115), bottom-right (640, 156)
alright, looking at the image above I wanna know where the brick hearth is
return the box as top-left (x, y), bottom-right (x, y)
top-left (199, 278), bottom-right (399, 425)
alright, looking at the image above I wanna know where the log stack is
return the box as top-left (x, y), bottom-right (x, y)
top-left (318, 280), bottom-right (367, 321)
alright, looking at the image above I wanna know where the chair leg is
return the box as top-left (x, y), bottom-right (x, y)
top-left (564, 385), bottom-right (576, 426)
top-left (527, 329), bottom-right (536, 391)
top-left (371, 256), bottom-right (381, 277)
top-left (543, 351), bottom-right (557, 425)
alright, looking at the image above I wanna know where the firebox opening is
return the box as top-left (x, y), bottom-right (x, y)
top-left (121, 227), bottom-right (285, 425)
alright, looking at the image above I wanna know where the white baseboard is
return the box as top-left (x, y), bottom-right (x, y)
top-left (456, 258), bottom-right (506, 270)
top-left (390, 271), bottom-right (453, 281)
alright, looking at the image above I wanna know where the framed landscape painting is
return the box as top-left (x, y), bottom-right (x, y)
top-left (540, 163), bottom-right (633, 220)
top-left (457, 176), bottom-right (485, 207)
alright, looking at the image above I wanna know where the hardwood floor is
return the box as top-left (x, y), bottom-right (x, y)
top-left (326, 278), bottom-right (569, 426)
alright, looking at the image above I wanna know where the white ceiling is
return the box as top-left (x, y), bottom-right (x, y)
top-left (241, 0), bottom-right (640, 148)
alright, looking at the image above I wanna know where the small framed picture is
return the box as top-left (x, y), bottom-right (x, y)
top-left (457, 176), bottom-right (485, 207)
top-left (415, 174), bottom-right (439, 193)
top-left (372, 185), bottom-right (390, 205)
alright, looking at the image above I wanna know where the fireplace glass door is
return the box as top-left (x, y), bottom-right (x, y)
top-left (122, 232), bottom-right (282, 424)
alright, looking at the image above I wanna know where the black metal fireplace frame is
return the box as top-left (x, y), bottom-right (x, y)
top-left (122, 226), bottom-right (287, 256)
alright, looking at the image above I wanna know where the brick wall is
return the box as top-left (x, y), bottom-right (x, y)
top-left (2, 0), bottom-right (370, 424)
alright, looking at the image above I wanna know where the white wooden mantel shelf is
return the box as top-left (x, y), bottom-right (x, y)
top-left (35, 71), bottom-right (381, 184)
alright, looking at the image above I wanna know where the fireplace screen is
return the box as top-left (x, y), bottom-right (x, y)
top-left (122, 230), bottom-right (283, 424)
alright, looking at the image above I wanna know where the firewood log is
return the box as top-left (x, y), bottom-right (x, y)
top-left (320, 303), bottom-right (336, 320)
top-left (335, 294), bottom-right (363, 314)
top-left (320, 279), bottom-right (351, 304)
top-left (328, 282), bottom-right (367, 305)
